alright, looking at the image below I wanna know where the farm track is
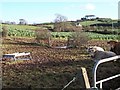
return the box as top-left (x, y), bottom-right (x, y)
top-left (2, 37), bottom-right (120, 89)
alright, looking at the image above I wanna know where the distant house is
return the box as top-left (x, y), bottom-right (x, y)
top-left (75, 22), bottom-right (82, 30)
top-left (75, 22), bottom-right (82, 27)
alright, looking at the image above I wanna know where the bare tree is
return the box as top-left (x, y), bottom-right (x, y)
top-left (54, 14), bottom-right (67, 32)
top-left (54, 14), bottom-right (67, 23)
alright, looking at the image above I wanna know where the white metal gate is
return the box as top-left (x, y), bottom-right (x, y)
top-left (92, 55), bottom-right (120, 89)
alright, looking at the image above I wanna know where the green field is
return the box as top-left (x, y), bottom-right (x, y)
top-left (79, 19), bottom-right (118, 26)
top-left (1, 24), bottom-right (120, 40)
top-left (2, 24), bottom-right (40, 30)
top-left (86, 32), bottom-right (119, 40)
top-left (80, 20), bottom-right (102, 26)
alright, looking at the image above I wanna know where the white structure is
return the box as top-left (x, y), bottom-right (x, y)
top-left (2, 52), bottom-right (32, 61)
top-left (93, 55), bottom-right (120, 89)
top-left (75, 22), bottom-right (82, 27)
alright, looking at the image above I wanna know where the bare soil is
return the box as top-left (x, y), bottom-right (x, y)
top-left (2, 37), bottom-right (120, 89)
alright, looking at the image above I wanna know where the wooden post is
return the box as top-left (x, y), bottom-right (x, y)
top-left (80, 67), bottom-right (91, 89)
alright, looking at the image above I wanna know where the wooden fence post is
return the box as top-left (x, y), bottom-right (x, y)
top-left (80, 67), bottom-right (91, 89)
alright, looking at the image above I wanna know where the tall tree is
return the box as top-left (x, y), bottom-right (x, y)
top-left (85, 15), bottom-right (96, 20)
top-left (54, 14), bottom-right (67, 32)
top-left (19, 19), bottom-right (27, 25)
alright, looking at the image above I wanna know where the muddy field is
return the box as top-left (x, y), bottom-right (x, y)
top-left (2, 37), bottom-right (120, 89)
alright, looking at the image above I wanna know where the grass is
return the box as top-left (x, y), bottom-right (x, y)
top-left (79, 20), bottom-right (103, 26)
top-left (86, 32), bottom-right (119, 40)
top-left (79, 19), bottom-right (118, 26)
top-left (51, 32), bottom-right (73, 38)
top-left (2, 24), bottom-right (40, 30)
top-left (1, 23), bottom-right (120, 40)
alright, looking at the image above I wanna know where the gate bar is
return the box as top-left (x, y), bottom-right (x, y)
top-left (93, 55), bottom-right (120, 88)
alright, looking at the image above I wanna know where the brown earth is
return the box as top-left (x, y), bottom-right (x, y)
top-left (1, 37), bottom-right (120, 89)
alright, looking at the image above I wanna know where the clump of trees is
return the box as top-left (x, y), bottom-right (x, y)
top-left (19, 19), bottom-right (27, 25)
top-left (54, 14), bottom-right (82, 32)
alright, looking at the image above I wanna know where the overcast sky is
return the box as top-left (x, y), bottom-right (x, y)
top-left (1, 0), bottom-right (119, 24)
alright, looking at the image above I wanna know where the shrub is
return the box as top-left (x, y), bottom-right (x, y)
top-left (67, 31), bottom-right (89, 48)
top-left (35, 29), bottom-right (51, 46)
top-left (2, 26), bottom-right (8, 37)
